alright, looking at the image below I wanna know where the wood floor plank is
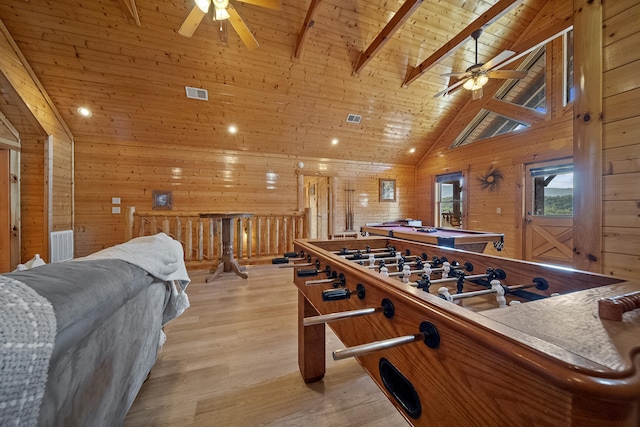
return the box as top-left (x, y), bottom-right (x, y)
top-left (124, 265), bottom-right (408, 426)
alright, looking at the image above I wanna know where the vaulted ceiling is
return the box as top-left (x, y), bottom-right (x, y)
top-left (0, 0), bottom-right (550, 165)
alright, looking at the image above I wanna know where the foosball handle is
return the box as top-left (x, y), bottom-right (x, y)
top-left (598, 291), bottom-right (640, 321)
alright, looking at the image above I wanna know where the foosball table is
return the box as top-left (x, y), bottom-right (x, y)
top-left (287, 237), bottom-right (640, 426)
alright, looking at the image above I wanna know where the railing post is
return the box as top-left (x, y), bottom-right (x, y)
top-left (266, 217), bottom-right (272, 255)
top-left (237, 218), bottom-right (244, 260)
top-left (186, 218), bottom-right (193, 261)
top-left (125, 207), bottom-right (135, 241)
top-left (138, 217), bottom-right (145, 237)
top-left (216, 218), bottom-right (223, 260)
top-left (198, 219), bottom-right (204, 261)
top-left (247, 217), bottom-right (253, 259)
top-left (207, 218), bottom-right (214, 261)
top-left (256, 217), bottom-right (262, 257)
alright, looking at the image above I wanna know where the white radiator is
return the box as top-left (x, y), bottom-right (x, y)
top-left (49, 230), bottom-right (74, 263)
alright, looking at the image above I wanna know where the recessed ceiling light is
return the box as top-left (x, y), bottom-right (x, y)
top-left (77, 107), bottom-right (92, 117)
top-left (409, 147), bottom-right (416, 153)
top-left (228, 125), bottom-right (238, 134)
top-left (331, 138), bottom-right (339, 145)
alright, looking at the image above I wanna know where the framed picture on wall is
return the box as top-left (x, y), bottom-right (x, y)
top-left (379, 179), bottom-right (396, 202)
top-left (152, 190), bottom-right (172, 210)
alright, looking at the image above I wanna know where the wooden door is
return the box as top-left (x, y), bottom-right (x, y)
top-left (304, 176), bottom-right (329, 239)
top-left (524, 161), bottom-right (574, 267)
top-left (0, 149), bottom-right (10, 272)
top-left (316, 177), bottom-right (329, 239)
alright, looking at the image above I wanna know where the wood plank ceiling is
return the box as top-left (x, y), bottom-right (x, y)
top-left (0, 0), bottom-right (546, 165)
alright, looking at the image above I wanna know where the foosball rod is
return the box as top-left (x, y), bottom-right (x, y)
top-left (439, 278), bottom-right (549, 303)
top-left (332, 246), bottom-right (395, 255)
top-left (333, 334), bottom-right (424, 360)
top-left (333, 322), bottom-right (440, 360)
top-left (412, 269), bottom-right (504, 287)
top-left (304, 307), bottom-right (381, 326)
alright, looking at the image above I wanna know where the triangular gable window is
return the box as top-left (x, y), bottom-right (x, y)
top-left (451, 46), bottom-right (546, 148)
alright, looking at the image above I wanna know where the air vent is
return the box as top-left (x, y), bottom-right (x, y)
top-left (185, 86), bottom-right (208, 101)
top-left (346, 114), bottom-right (362, 124)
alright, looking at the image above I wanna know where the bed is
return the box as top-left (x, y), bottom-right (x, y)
top-left (0, 233), bottom-right (190, 426)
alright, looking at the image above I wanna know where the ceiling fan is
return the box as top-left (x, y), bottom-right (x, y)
top-left (178, 0), bottom-right (280, 49)
top-left (434, 29), bottom-right (528, 100)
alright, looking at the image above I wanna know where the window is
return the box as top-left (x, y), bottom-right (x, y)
top-left (436, 172), bottom-right (463, 228)
top-left (564, 30), bottom-right (574, 105)
top-left (530, 164), bottom-right (573, 216)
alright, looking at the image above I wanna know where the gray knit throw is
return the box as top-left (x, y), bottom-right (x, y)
top-left (0, 276), bottom-right (56, 426)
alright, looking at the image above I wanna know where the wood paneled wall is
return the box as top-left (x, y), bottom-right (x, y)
top-left (601, 1), bottom-right (640, 279)
top-left (73, 137), bottom-right (415, 256)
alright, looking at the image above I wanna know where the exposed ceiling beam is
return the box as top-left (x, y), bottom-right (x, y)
top-left (403, 0), bottom-right (525, 87)
top-left (485, 98), bottom-right (546, 125)
top-left (352, 0), bottom-right (424, 75)
top-left (492, 19), bottom-right (573, 72)
top-left (117, 0), bottom-right (141, 27)
top-left (294, 0), bottom-right (322, 59)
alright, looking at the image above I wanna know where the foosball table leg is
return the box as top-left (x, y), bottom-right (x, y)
top-left (298, 291), bottom-right (325, 383)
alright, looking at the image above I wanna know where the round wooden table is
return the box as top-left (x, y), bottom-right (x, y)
top-left (199, 213), bottom-right (254, 282)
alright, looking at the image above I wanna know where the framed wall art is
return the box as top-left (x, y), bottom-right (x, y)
top-left (379, 179), bottom-right (396, 202)
top-left (152, 190), bottom-right (172, 210)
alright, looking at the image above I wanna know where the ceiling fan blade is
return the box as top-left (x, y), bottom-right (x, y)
top-left (472, 87), bottom-right (483, 100)
top-left (235, 0), bottom-right (281, 10)
top-left (441, 71), bottom-right (469, 78)
top-left (481, 50), bottom-right (515, 71)
top-left (486, 70), bottom-right (529, 80)
top-left (227, 4), bottom-right (259, 49)
top-left (433, 79), bottom-right (466, 98)
top-left (178, 5), bottom-right (207, 37)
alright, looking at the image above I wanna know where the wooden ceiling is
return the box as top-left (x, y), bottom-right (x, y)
top-left (0, 0), bottom-right (548, 165)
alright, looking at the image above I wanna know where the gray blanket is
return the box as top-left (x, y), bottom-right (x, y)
top-left (0, 275), bottom-right (57, 427)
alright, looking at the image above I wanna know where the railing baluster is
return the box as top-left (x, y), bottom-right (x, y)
top-left (186, 218), bottom-right (193, 261)
top-left (207, 218), bottom-right (214, 261)
top-left (247, 218), bottom-right (253, 259)
top-left (197, 219), bottom-right (204, 261)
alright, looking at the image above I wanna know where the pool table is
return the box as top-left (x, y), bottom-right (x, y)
top-left (360, 224), bottom-right (504, 253)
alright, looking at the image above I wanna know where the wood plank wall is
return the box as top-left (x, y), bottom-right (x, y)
top-left (20, 135), bottom-right (46, 260)
top-left (73, 136), bottom-right (415, 256)
top-left (601, 1), bottom-right (640, 279)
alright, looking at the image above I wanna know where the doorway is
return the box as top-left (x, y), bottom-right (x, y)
top-left (304, 176), bottom-right (329, 239)
top-left (0, 149), bottom-right (10, 272)
top-left (523, 160), bottom-right (574, 267)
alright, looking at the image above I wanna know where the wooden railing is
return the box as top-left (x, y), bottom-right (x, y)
top-left (125, 208), bottom-right (308, 264)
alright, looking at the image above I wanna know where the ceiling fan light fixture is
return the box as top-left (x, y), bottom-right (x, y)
top-left (464, 75), bottom-right (489, 91)
top-left (195, 0), bottom-right (211, 13)
top-left (214, 7), bottom-right (231, 20)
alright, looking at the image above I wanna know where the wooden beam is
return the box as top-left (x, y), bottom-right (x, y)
top-left (0, 18), bottom-right (73, 140)
top-left (492, 18), bottom-right (573, 72)
top-left (352, 0), bottom-right (424, 75)
top-left (403, 0), bottom-right (525, 87)
top-left (485, 98), bottom-right (546, 125)
top-left (293, 0), bottom-right (322, 59)
top-left (572, 0), bottom-right (602, 272)
top-left (117, 0), bottom-right (141, 27)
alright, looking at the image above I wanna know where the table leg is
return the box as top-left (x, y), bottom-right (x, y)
top-left (207, 217), bottom-right (249, 281)
top-left (298, 291), bottom-right (325, 383)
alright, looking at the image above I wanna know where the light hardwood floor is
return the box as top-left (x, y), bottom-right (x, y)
top-left (124, 265), bottom-right (408, 426)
